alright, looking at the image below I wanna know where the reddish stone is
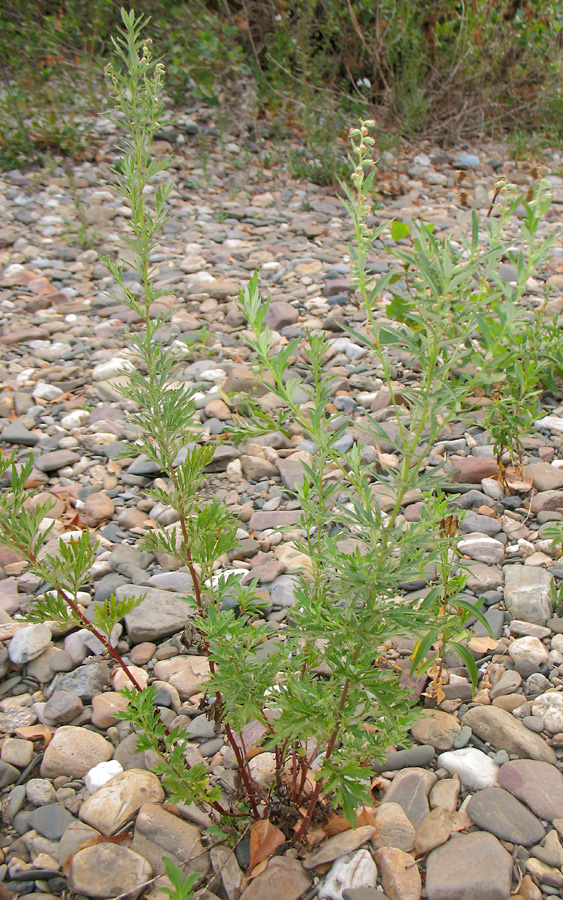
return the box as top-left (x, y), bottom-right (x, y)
top-left (448, 457), bottom-right (500, 484)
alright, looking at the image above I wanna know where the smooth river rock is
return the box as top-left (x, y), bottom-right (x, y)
top-left (68, 843), bottom-right (152, 899)
top-left (410, 709), bottom-right (461, 751)
top-left (426, 832), bottom-right (513, 900)
top-left (118, 584), bottom-right (196, 643)
top-left (498, 759), bottom-right (563, 820)
top-left (503, 565), bottom-right (554, 625)
top-left (79, 769), bottom-right (164, 835)
top-left (381, 767), bottom-right (437, 827)
top-left (41, 726), bottom-right (114, 778)
top-left (463, 705), bottom-right (557, 763)
top-left (132, 802), bottom-right (209, 877)
top-left (466, 787), bottom-right (545, 845)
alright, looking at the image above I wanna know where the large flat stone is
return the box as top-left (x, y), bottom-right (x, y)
top-left (448, 457), bottom-right (500, 483)
top-left (41, 726), bottom-right (113, 778)
top-left (466, 787), bottom-right (544, 845)
top-left (35, 449), bottom-right (80, 471)
top-left (503, 565), bottom-right (554, 625)
top-left (117, 585), bottom-right (193, 643)
top-left (527, 462), bottom-right (563, 492)
top-left (463, 561), bottom-right (503, 593)
top-left (498, 759), bottom-right (563, 821)
top-left (381, 767), bottom-right (437, 827)
top-left (248, 510), bottom-right (302, 531)
top-left (463, 706), bottom-right (557, 763)
top-left (426, 832), bottom-right (512, 900)
top-left (410, 710), bottom-right (461, 751)
top-left (304, 826), bottom-right (377, 869)
top-left (531, 489), bottom-right (563, 512)
top-left (68, 843), bottom-right (152, 899)
top-left (132, 802), bottom-right (209, 877)
top-left (240, 857), bottom-right (311, 900)
top-left (79, 769), bottom-right (164, 835)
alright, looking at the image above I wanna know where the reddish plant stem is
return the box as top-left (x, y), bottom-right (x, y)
top-left (147, 455), bottom-right (263, 819)
top-left (295, 753), bottom-right (311, 807)
top-left (274, 738), bottom-right (289, 790)
top-left (168, 506), bottom-right (263, 819)
top-left (59, 588), bottom-right (144, 688)
top-left (293, 676), bottom-right (352, 843)
top-left (224, 720), bottom-right (262, 818)
top-left (26, 547), bottom-right (144, 693)
top-left (291, 749), bottom-right (298, 803)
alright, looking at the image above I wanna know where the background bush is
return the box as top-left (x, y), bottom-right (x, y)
top-left (1, 0), bottom-right (563, 168)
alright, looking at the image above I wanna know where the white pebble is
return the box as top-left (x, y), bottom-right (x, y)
top-left (319, 850), bottom-right (378, 900)
top-left (32, 381), bottom-right (63, 401)
top-left (508, 636), bottom-right (549, 668)
top-left (199, 368), bottom-right (227, 384)
top-left (60, 409), bottom-right (90, 429)
top-left (438, 748), bottom-right (499, 790)
top-left (85, 760), bottom-right (124, 793)
top-left (537, 416), bottom-right (563, 433)
top-left (92, 358), bottom-right (134, 381)
top-left (532, 692), bottom-right (563, 733)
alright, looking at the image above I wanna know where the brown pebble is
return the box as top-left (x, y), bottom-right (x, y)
top-left (130, 642), bottom-right (157, 665)
top-left (80, 492), bottom-right (115, 527)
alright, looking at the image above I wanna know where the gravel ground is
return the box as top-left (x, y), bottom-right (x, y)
top-left (1, 106), bottom-right (563, 900)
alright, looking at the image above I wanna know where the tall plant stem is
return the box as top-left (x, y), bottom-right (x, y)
top-left (293, 670), bottom-right (354, 843)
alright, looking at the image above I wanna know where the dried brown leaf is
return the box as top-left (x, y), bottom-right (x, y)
top-left (323, 813), bottom-right (351, 837)
top-left (304, 827), bottom-right (327, 847)
top-left (468, 636), bottom-right (499, 653)
top-left (504, 465), bottom-right (533, 493)
top-left (248, 859), bottom-right (269, 879)
top-left (355, 806), bottom-right (378, 830)
top-left (248, 819), bottom-right (285, 872)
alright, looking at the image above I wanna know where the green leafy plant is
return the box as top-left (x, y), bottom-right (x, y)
top-left (288, 145), bottom-right (350, 187)
top-left (339, 120), bottom-right (555, 688)
top-left (0, 14), bottom-right (434, 840)
top-left (193, 131), bottom-right (212, 183)
top-left (103, 12), bottom-right (411, 839)
top-left (409, 493), bottom-right (491, 700)
top-left (182, 325), bottom-right (214, 359)
top-left (233, 281), bottom-right (437, 832)
top-left (474, 183), bottom-right (558, 480)
top-left (63, 163), bottom-right (99, 249)
top-left (2, 15), bottom-right (560, 865)
top-left (0, 6), bottom-right (227, 823)
top-left (0, 456), bottom-right (145, 684)
top-left (159, 858), bottom-right (200, 900)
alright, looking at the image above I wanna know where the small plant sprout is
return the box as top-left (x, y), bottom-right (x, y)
top-left (160, 858), bottom-right (200, 900)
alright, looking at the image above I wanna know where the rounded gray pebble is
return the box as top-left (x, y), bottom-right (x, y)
top-left (523, 715), bottom-right (545, 733)
top-left (453, 724), bottom-right (472, 749)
